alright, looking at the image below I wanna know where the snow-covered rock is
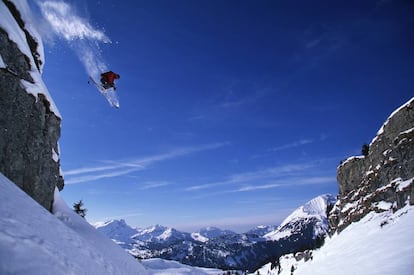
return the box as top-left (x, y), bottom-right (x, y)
top-left (0, 173), bottom-right (148, 274)
top-left (332, 97), bottom-right (414, 232)
top-left (0, 0), bottom-right (63, 211)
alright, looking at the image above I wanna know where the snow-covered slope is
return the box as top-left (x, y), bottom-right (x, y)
top-left (141, 258), bottom-right (223, 275)
top-left (265, 194), bottom-right (336, 241)
top-left (0, 173), bottom-right (148, 275)
top-left (254, 204), bottom-right (414, 275)
top-left (246, 225), bottom-right (277, 236)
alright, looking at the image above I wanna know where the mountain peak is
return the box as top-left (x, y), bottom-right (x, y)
top-left (264, 194), bottom-right (336, 241)
top-left (280, 194), bottom-right (336, 228)
top-left (94, 219), bottom-right (128, 228)
top-left (94, 219), bottom-right (137, 244)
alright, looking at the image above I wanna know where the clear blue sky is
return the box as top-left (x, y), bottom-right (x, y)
top-left (35, 0), bottom-right (413, 232)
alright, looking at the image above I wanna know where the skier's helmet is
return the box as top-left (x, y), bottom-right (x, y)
top-left (115, 74), bottom-right (120, 79)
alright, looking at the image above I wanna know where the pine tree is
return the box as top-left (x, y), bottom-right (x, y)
top-left (73, 199), bottom-right (87, 218)
top-left (362, 143), bottom-right (369, 157)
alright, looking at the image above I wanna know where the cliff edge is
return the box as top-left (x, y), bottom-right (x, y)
top-left (330, 97), bottom-right (414, 233)
top-left (0, 0), bottom-right (63, 211)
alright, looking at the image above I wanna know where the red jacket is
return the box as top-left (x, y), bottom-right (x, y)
top-left (101, 71), bottom-right (119, 86)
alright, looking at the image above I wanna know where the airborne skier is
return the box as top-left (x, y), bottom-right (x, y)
top-left (100, 71), bottom-right (120, 90)
top-left (89, 71), bottom-right (121, 108)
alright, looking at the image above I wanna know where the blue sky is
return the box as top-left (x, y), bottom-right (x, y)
top-left (35, 0), bottom-right (413, 232)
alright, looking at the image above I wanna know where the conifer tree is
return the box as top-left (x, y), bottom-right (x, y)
top-left (73, 199), bottom-right (87, 218)
top-left (362, 143), bottom-right (369, 157)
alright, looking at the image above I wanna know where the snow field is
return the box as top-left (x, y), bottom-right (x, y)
top-left (254, 203), bottom-right (414, 275)
top-left (0, 173), bottom-right (148, 275)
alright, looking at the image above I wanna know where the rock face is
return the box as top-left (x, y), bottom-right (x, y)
top-left (0, 0), bottom-right (63, 211)
top-left (330, 98), bottom-right (414, 233)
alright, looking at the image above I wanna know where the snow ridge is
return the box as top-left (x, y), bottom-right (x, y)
top-left (264, 194), bottom-right (336, 241)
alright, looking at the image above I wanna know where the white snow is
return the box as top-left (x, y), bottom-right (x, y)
top-left (373, 201), bottom-right (393, 210)
top-left (400, 127), bottom-right (414, 135)
top-left (0, 0), bottom-right (60, 118)
top-left (341, 201), bottom-right (358, 213)
top-left (141, 258), bottom-right (223, 275)
top-left (395, 177), bottom-right (414, 192)
top-left (9, 0), bottom-right (45, 72)
top-left (52, 148), bottom-right (59, 162)
top-left (254, 204), bottom-right (414, 275)
top-left (0, 55), bottom-right (5, 68)
top-left (191, 232), bottom-right (209, 243)
top-left (265, 229), bottom-right (292, 241)
top-left (265, 194), bottom-right (335, 241)
top-left (340, 155), bottom-right (365, 167)
top-left (382, 149), bottom-right (392, 156)
top-left (0, 173), bottom-right (149, 275)
top-left (158, 228), bottom-right (173, 241)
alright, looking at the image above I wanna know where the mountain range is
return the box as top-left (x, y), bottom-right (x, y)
top-left (94, 194), bottom-right (336, 272)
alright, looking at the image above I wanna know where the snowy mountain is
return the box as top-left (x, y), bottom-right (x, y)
top-left (94, 219), bottom-right (137, 245)
top-left (264, 194), bottom-right (336, 241)
top-left (95, 194), bottom-right (336, 272)
top-left (134, 225), bottom-right (192, 243)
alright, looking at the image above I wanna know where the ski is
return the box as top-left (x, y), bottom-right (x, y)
top-left (89, 76), bottom-right (120, 108)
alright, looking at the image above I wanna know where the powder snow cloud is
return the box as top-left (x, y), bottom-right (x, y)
top-left (38, 0), bottom-right (110, 77)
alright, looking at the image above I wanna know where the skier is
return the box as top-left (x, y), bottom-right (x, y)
top-left (100, 71), bottom-right (120, 90)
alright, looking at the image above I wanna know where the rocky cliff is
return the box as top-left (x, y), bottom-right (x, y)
top-left (0, 0), bottom-right (63, 211)
top-left (330, 97), bottom-right (414, 233)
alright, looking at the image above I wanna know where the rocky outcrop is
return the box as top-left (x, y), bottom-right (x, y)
top-left (0, 0), bottom-right (63, 211)
top-left (330, 98), bottom-right (414, 233)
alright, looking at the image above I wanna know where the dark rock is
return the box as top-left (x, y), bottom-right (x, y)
top-left (331, 98), bottom-right (414, 233)
top-left (0, 4), bottom-right (63, 211)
